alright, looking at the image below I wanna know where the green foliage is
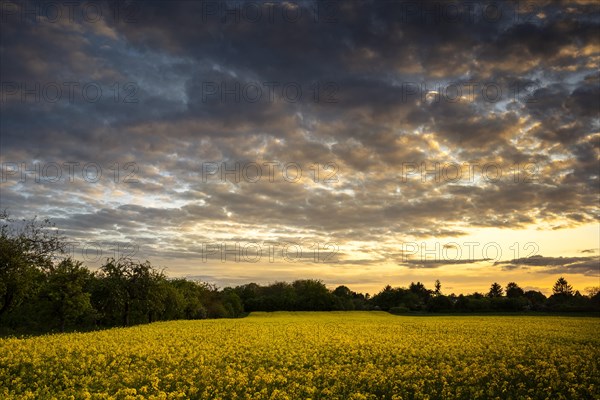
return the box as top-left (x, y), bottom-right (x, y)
top-left (0, 211), bottom-right (64, 318)
top-left (389, 306), bottom-right (409, 314)
top-left (427, 295), bottom-right (453, 312)
top-left (41, 258), bottom-right (94, 331)
top-left (2, 212), bottom-right (599, 334)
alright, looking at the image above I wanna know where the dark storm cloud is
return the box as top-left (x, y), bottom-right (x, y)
top-left (1, 0), bottom-right (599, 271)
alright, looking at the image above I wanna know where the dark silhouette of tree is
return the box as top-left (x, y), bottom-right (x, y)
top-left (552, 277), bottom-right (573, 296)
top-left (332, 285), bottom-right (356, 310)
top-left (3, 212), bottom-right (600, 334)
top-left (488, 282), bottom-right (503, 298)
top-left (264, 281), bottom-right (297, 311)
top-left (371, 285), bottom-right (400, 310)
top-left (434, 280), bottom-right (442, 296)
top-left (333, 285), bottom-right (352, 298)
top-left (590, 290), bottom-right (600, 310)
top-left (292, 279), bottom-right (335, 311)
top-left (409, 282), bottom-right (428, 297)
top-left (523, 290), bottom-right (547, 311)
top-left (505, 282), bottom-right (524, 298)
top-left (427, 295), bottom-right (453, 312)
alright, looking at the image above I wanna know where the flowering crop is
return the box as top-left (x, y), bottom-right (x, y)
top-left (1, 312), bottom-right (598, 399)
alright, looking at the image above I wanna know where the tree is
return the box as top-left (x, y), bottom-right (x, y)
top-left (524, 290), bottom-right (547, 310)
top-left (409, 282), bottom-right (429, 297)
top-left (220, 288), bottom-right (244, 317)
top-left (590, 290), bottom-right (600, 311)
top-left (333, 285), bottom-right (353, 298)
top-left (434, 280), bottom-right (442, 296)
top-left (93, 257), bottom-right (164, 326)
top-left (505, 282), bottom-right (524, 298)
top-left (488, 282), bottom-right (503, 298)
top-left (156, 280), bottom-right (185, 320)
top-left (371, 285), bottom-right (399, 310)
top-left (0, 211), bottom-right (65, 318)
top-left (264, 281), bottom-right (297, 311)
top-left (332, 285), bottom-right (360, 310)
top-left (171, 279), bottom-right (208, 319)
top-left (42, 258), bottom-right (94, 331)
top-left (92, 258), bottom-right (130, 326)
top-left (292, 280), bottom-right (335, 311)
top-left (427, 294), bottom-right (453, 312)
top-left (552, 277), bottom-right (573, 296)
top-left (585, 287), bottom-right (600, 298)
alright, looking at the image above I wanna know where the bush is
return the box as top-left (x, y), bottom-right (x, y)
top-left (389, 306), bottom-right (409, 314)
top-left (427, 295), bottom-right (454, 312)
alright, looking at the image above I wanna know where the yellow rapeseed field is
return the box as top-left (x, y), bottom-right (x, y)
top-left (1, 312), bottom-right (598, 399)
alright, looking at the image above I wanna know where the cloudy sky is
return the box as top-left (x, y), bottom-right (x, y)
top-left (1, 0), bottom-right (599, 295)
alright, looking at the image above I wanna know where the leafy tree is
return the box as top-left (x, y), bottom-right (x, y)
top-left (409, 281), bottom-right (430, 299)
top-left (333, 285), bottom-right (358, 310)
top-left (467, 296), bottom-right (492, 311)
top-left (427, 294), bottom-right (453, 312)
top-left (93, 257), bottom-right (163, 326)
top-left (333, 285), bottom-right (353, 298)
top-left (371, 285), bottom-right (399, 310)
top-left (292, 280), bottom-right (335, 311)
top-left (488, 282), bottom-right (503, 298)
top-left (552, 277), bottom-right (573, 296)
top-left (505, 282), bottom-right (524, 298)
top-left (0, 211), bottom-right (64, 317)
top-left (156, 280), bottom-right (186, 320)
top-left (264, 282), bottom-right (297, 311)
top-left (221, 287), bottom-right (244, 317)
top-left (171, 279), bottom-right (208, 319)
top-left (523, 290), bottom-right (547, 310)
top-left (407, 282), bottom-right (431, 310)
top-left (42, 258), bottom-right (94, 331)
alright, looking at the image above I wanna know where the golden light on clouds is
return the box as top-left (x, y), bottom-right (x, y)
top-left (0, 0), bottom-right (598, 295)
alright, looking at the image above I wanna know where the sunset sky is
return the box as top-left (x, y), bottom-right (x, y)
top-left (1, 0), bottom-right (598, 296)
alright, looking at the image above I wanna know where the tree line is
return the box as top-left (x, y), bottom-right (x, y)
top-left (1, 213), bottom-right (598, 334)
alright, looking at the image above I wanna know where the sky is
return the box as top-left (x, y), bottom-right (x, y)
top-left (0, 0), bottom-right (599, 296)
